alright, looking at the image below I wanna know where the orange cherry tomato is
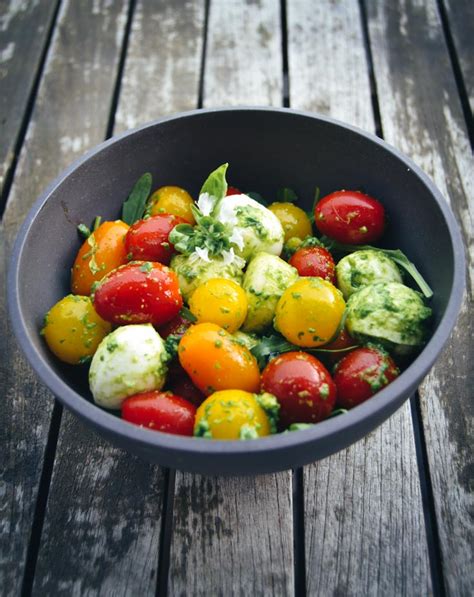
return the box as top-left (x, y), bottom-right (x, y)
top-left (71, 221), bottom-right (129, 296)
top-left (178, 322), bottom-right (260, 395)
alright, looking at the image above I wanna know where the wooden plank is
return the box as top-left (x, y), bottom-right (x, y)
top-left (0, 0), bottom-right (58, 197)
top-left (0, 1), bottom-right (131, 594)
top-left (168, 1), bottom-right (295, 595)
top-left (115, 0), bottom-right (206, 130)
top-left (443, 0), bottom-right (474, 114)
top-left (170, 474), bottom-right (294, 596)
top-left (366, 1), bottom-right (474, 594)
top-left (203, 0), bottom-right (283, 106)
top-left (287, 1), bottom-right (432, 594)
top-left (32, 1), bottom-right (206, 595)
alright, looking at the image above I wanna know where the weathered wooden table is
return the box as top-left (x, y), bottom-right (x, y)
top-left (1, 1), bottom-right (472, 595)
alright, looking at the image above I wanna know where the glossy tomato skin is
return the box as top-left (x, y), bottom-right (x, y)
top-left (178, 322), bottom-right (260, 395)
top-left (121, 390), bottom-right (196, 436)
top-left (148, 186), bottom-right (195, 224)
top-left (289, 246), bottom-right (336, 284)
top-left (320, 328), bottom-right (358, 365)
top-left (158, 312), bottom-right (192, 339)
top-left (314, 190), bottom-right (385, 244)
top-left (261, 351), bottom-right (336, 429)
top-left (333, 345), bottom-right (399, 409)
top-left (93, 261), bottom-right (182, 326)
top-left (226, 186), bottom-right (241, 196)
top-left (125, 214), bottom-right (187, 264)
top-left (167, 366), bottom-right (206, 407)
top-left (71, 220), bottom-right (129, 295)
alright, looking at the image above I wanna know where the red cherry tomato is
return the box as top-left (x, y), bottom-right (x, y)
top-left (314, 190), bottom-right (385, 244)
top-left (158, 312), bottom-right (193, 339)
top-left (93, 261), bottom-right (182, 326)
top-left (261, 351), bottom-right (336, 429)
top-left (125, 214), bottom-right (187, 265)
top-left (226, 186), bottom-right (241, 196)
top-left (121, 390), bottom-right (196, 436)
top-left (321, 328), bottom-right (358, 364)
top-left (333, 345), bottom-right (399, 408)
top-left (166, 363), bottom-right (206, 407)
top-left (289, 246), bottom-right (336, 284)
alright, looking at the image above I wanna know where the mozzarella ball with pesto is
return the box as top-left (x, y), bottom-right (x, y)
top-left (241, 252), bottom-right (299, 333)
top-left (212, 194), bottom-right (285, 261)
top-left (89, 324), bottom-right (169, 409)
top-left (336, 249), bottom-right (402, 299)
top-left (170, 253), bottom-right (244, 302)
top-left (346, 282), bottom-right (432, 355)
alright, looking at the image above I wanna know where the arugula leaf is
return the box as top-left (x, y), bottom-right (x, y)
top-left (250, 332), bottom-right (358, 369)
top-left (121, 172), bottom-right (152, 225)
top-left (321, 238), bottom-right (433, 298)
top-left (277, 187), bottom-right (298, 203)
top-left (199, 163), bottom-right (228, 201)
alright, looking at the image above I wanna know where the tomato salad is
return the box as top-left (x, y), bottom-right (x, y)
top-left (41, 164), bottom-right (433, 439)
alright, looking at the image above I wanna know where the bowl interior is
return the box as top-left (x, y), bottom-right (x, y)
top-left (10, 108), bottom-right (461, 473)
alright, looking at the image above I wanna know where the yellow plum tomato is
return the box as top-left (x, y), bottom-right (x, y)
top-left (194, 389), bottom-right (278, 439)
top-left (42, 295), bottom-right (111, 364)
top-left (188, 278), bottom-right (248, 332)
top-left (274, 277), bottom-right (346, 347)
top-left (148, 185), bottom-right (196, 224)
top-left (268, 202), bottom-right (312, 241)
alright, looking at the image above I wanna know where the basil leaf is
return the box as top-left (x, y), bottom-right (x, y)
top-left (277, 187), bottom-right (298, 203)
top-left (179, 306), bottom-right (197, 323)
top-left (122, 172), bottom-right (152, 225)
top-left (199, 163), bottom-right (228, 201)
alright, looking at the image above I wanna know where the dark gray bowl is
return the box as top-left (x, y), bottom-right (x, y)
top-left (8, 107), bottom-right (465, 475)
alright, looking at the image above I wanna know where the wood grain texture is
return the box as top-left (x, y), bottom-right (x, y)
top-left (367, 1), bottom-right (474, 594)
top-left (33, 413), bottom-right (164, 596)
top-left (0, 1), bottom-right (130, 594)
top-left (203, 0), bottom-right (283, 106)
top-left (287, 1), bottom-right (432, 593)
top-left (443, 0), bottom-right (474, 114)
top-left (114, 0), bottom-right (206, 131)
top-left (168, 1), bottom-right (294, 595)
top-left (32, 1), bottom-right (207, 595)
top-left (0, 0), bottom-right (58, 196)
top-left (169, 474), bottom-right (294, 596)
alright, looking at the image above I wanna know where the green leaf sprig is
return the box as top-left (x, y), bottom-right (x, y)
top-left (121, 172), bottom-right (152, 225)
top-left (77, 215), bottom-right (102, 239)
top-left (250, 332), bottom-right (358, 369)
top-left (321, 238), bottom-right (433, 298)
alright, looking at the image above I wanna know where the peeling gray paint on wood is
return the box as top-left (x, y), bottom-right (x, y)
top-left (0, 1), bottom-right (130, 593)
top-left (203, 0), bottom-right (283, 106)
top-left (169, 474), bottom-right (294, 596)
top-left (367, 1), bottom-right (474, 594)
top-left (287, 1), bottom-right (431, 594)
top-left (115, 0), bottom-right (206, 132)
top-left (32, 413), bottom-right (164, 596)
top-left (443, 0), bottom-right (474, 114)
top-left (0, 0), bottom-right (58, 195)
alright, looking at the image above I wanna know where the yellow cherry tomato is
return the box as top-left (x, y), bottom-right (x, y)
top-left (71, 220), bottom-right (129, 296)
top-left (42, 295), bottom-right (112, 364)
top-left (194, 390), bottom-right (274, 440)
top-left (188, 278), bottom-right (248, 332)
top-left (178, 322), bottom-right (260, 395)
top-left (274, 277), bottom-right (346, 347)
top-left (148, 185), bottom-right (196, 224)
top-left (268, 202), bottom-right (312, 241)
